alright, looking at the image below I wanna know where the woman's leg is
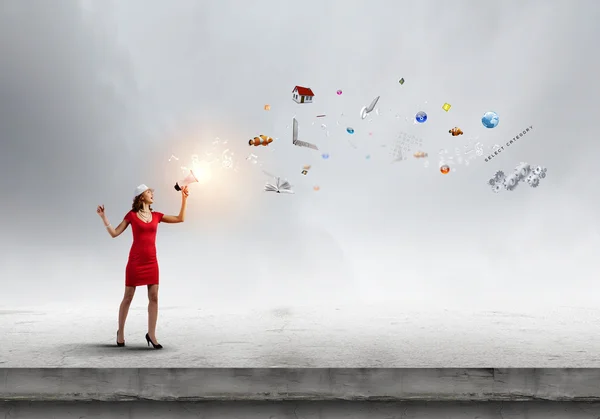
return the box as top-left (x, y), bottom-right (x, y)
top-left (147, 284), bottom-right (159, 343)
top-left (118, 286), bottom-right (136, 342)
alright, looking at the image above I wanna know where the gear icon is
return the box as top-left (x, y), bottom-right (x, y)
top-left (514, 162), bottom-right (531, 179)
top-left (488, 178), bottom-right (497, 186)
top-left (526, 174), bottom-right (540, 187)
top-left (532, 166), bottom-right (543, 175)
top-left (491, 184), bottom-right (502, 193)
top-left (503, 173), bottom-right (519, 191)
top-left (494, 170), bottom-right (505, 181)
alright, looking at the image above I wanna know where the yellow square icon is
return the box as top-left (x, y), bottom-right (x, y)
top-left (442, 103), bottom-right (451, 112)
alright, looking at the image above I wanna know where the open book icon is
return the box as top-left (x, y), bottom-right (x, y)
top-left (292, 118), bottom-right (318, 150)
top-left (263, 174), bottom-right (294, 194)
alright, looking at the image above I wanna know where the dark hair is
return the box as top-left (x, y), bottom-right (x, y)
top-left (132, 194), bottom-right (153, 213)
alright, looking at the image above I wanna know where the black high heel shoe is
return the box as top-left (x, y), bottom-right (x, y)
top-left (116, 330), bottom-right (125, 347)
top-left (145, 333), bottom-right (163, 349)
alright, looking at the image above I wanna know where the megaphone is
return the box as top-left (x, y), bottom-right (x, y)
top-left (174, 170), bottom-right (198, 191)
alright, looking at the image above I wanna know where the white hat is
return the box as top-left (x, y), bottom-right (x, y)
top-left (133, 184), bottom-right (153, 199)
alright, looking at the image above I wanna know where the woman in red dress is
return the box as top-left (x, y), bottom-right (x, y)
top-left (96, 184), bottom-right (189, 349)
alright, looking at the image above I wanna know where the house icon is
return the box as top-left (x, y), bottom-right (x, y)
top-left (292, 86), bottom-right (314, 104)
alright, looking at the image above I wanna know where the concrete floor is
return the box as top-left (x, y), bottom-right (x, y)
top-left (1, 303), bottom-right (600, 367)
top-left (2, 401), bottom-right (600, 419)
top-left (5, 368), bottom-right (600, 401)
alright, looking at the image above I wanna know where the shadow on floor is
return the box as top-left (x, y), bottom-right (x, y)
top-left (61, 343), bottom-right (170, 354)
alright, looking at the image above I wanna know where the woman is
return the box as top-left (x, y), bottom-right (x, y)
top-left (96, 184), bottom-right (189, 349)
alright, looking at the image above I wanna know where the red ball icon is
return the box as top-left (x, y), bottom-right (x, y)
top-left (440, 164), bottom-right (450, 174)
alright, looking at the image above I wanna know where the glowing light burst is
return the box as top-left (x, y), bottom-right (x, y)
top-left (178, 155), bottom-right (210, 185)
top-left (190, 160), bottom-right (213, 184)
top-left (176, 137), bottom-right (239, 186)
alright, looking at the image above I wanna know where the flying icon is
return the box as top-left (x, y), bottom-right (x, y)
top-left (249, 135), bottom-right (274, 146)
top-left (449, 127), bottom-right (463, 136)
top-left (292, 86), bottom-right (314, 104)
top-left (360, 96), bottom-right (380, 119)
top-left (415, 111), bottom-right (427, 123)
top-left (263, 171), bottom-right (294, 194)
top-left (292, 118), bottom-right (318, 150)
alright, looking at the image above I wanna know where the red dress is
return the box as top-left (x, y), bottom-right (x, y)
top-left (124, 210), bottom-right (164, 287)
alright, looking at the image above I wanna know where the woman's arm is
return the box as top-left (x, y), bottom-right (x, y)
top-left (98, 205), bottom-right (129, 238)
top-left (105, 219), bottom-right (129, 238)
top-left (161, 187), bottom-right (189, 223)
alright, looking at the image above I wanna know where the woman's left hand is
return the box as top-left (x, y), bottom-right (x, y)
top-left (182, 186), bottom-right (189, 198)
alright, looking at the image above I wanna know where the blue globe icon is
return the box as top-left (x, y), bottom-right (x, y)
top-left (481, 111), bottom-right (499, 128)
top-left (415, 111), bottom-right (427, 123)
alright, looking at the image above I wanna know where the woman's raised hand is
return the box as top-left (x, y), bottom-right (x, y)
top-left (181, 186), bottom-right (189, 198)
top-left (96, 205), bottom-right (105, 217)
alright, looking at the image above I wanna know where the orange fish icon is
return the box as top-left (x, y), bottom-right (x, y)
top-left (249, 135), bottom-right (274, 146)
top-left (449, 127), bottom-right (463, 136)
top-left (413, 151), bottom-right (428, 158)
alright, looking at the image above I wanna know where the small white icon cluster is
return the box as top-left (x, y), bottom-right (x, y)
top-left (488, 163), bottom-right (547, 193)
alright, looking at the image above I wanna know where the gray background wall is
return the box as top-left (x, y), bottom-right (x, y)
top-left (0, 0), bottom-right (598, 313)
